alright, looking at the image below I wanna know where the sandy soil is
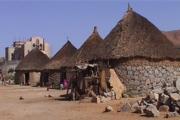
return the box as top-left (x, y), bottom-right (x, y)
top-left (0, 85), bottom-right (179, 120)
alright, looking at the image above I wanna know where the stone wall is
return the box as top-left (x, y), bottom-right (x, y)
top-left (48, 72), bottom-right (60, 88)
top-left (115, 58), bottom-right (180, 96)
top-left (29, 72), bottom-right (41, 86)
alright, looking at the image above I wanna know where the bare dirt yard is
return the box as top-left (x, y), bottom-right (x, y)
top-left (0, 85), bottom-right (179, 120)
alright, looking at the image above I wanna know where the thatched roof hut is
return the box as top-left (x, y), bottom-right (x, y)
top-left (64, 26), bottom-right (103, 67)
top-left (16, 48), bottom-right (50, 72)
top-left (95, 8), bottom-right (180, 60)
top-left (44, 41), bottom-right (77, 71)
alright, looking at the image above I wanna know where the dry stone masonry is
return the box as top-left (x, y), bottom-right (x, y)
top-left (115, 59), bottom-right (180, 96)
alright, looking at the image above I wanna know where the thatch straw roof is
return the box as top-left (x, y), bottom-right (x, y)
top-left (95, 7), bottom-right (180, 60)
top-left (75, 26), bottom-right (103, 63)
top-left (64, 26), bottom-right (103, 67)
top-left (44, 41), bottom-right (77, 70)
top-left (163, 30), bottom-right (180, 47)
top-left (16, 48), bottom-right (50, 71)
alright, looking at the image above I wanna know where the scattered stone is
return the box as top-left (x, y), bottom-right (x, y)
top-left (175, 79), bottom-right (180, 91)
top-left (144, 104), bottom-right (160, 117)
top-left (129, 80), bottom-right (180, 118)
top-left (152, 88), bottom-right (163, 94)
top-left (146, 92), bottom-right (159, 102)
top-left (170, 93), bottom-right (180, 101)
top-left (91, 96), bottom-right (100, 103)
top-left (131, 102), bottom-right (146, 114)
top-left (164, 87), bottom-right (177, 94)
top-left (104, 105), bottom-right (113, 112)
top-left (48, 95), bottom-right (52, 98)
top-left (159, 105), bottom-right (169, 112)
top-left (176, 101), bottom-right (180, 107)
top-left (19, 96), bottom-right (24, 100)
top-left (100, 96), bottom-right (111, 103)
top-left (165, 111), bottom-right (179, 118)
top-left (118, 102), bottom-right (132, 112)
top-left (122, 93), bottom-right (129, 98)
top-left (159, 93), bottom-right (169, 104)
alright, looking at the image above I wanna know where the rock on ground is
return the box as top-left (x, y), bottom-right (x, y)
top-left (170, 93), bottom-right (180, 101)
top-left (159, 105), bottom-right (169, 112)
top-left (175, 79), bottom-right (180, 91)
top-left (144, 104), bottom-right (160, 117)
top-left (118, 102), bottom-right (132, 112)
top-left (104, 105), bottom-right (113, 112)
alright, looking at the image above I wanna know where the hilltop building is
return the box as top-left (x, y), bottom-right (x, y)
top-left (5, 36), bottom-right (51, 61)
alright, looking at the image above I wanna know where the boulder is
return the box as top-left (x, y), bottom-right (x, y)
top-left (131, 102), bottom-right (146, 114)
top-left (105, 105), bottom-right (113, 112)
top-left (170, 93), bottom-right (180, 101)
top-left (159, 93), bottom-right (169, 104)
top-left (108, 69), bottom-right (126, 99)
top-left (175, 78), bottom-right (180, 91)
top-left (144, 104), bottom-right (160, 117)
top-left (159, 105), bottom-right (169, 112)
top-left (146, 92), bottom-right (159, 102)
top-left (164, 87), bottom-right (177, 94)
top-left (118, 102), bottom-right (132, 112)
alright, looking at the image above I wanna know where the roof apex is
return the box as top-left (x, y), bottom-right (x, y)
top-left (93, 26), bottom-right (98, 34)
top-left (127, 3), bottom-right (133, 12)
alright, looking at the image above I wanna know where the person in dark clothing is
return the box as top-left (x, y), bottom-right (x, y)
top-left (0, 71), bottom-right (5, 86)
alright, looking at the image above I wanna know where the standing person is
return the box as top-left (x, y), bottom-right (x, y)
top-left (0, 71), bottom-right (5, 86)
top-left (66, 73), bottom-right (77, 100)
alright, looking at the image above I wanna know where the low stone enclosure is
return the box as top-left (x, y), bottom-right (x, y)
top-left (114, 58), bottom-right (180, 96)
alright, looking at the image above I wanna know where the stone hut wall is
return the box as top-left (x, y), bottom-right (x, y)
top-left (29, 72), bottom-right (41, 86)
top-left (48, 72), bottom-right (60, 88)
top-left (114, 58), bottom-right (180, 96)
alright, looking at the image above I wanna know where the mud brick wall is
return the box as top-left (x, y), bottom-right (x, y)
top-left (114, 59), bottom-right (180, 96)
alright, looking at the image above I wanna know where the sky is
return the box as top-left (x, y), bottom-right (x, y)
top-left (0, 0), bottom-right (180, 57)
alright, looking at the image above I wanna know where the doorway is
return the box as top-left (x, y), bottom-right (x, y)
top-left (25, 72), bottom-right (29, 85)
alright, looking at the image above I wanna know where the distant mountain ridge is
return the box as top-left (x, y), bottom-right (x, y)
top-left (163, 30), bottom-right (180, 48)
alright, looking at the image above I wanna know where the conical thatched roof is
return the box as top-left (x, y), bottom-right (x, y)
top-left (75, 26), bottom-right (103, 63)
top-left (96, 8), bottom-right (180, 60)
top-left (64, 26), bottom-right (103, 67)
top-left (44, 41), bottom-right (77, 70)
top-left (163, 30), bottom-right (180, 47)
top-left (16, 48), bottom-right (50, 71)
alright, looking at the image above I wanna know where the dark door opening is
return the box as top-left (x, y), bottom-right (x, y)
top-left (60, 71), bottom-right (67, 89)
top-left (25, 72), bottom-right (29, 85)
top-left (42, 72), bottom-right (49, 86)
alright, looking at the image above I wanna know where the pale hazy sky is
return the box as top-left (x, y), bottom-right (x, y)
top-left (0, 0), bottom-right (180, 57)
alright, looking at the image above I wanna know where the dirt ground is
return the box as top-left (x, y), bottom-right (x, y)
top-left (0, 85), bottom-right (179, 120)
